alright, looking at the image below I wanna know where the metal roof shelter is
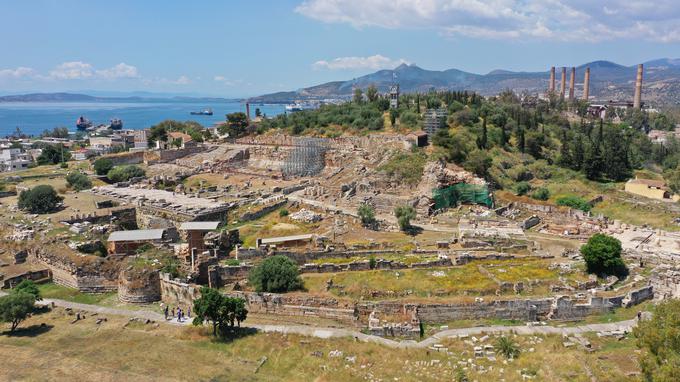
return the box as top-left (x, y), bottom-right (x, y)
top-left (108, 229), bottom-right (166, 242)
top-left (179, 221), bottom-right (220, 231)
top-left (258, 234), bottom-right (314, 246)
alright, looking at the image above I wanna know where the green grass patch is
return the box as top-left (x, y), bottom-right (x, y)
top-left (37, 282), bottom-right (115, 305)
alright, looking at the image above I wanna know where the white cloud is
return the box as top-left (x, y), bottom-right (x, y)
top-left (214, 76), bottom-right (245, 86)
top-left (313, 54), bottom-right (408, 70)
top-left (96, 63), bottom-right (140, 79)
top-left (295, 0), bottom-right (680, 42)
top-left (173, 75), bottom-right (191, 85)
top-left (0, 67), bottom-right (35, 79)
top-left (49, 61), bottom-right (94, 79)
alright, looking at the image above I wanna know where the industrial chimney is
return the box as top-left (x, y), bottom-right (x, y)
top-left (246, 102), bottom-right (251, 123)
top-left (582, 67), bottom-right (590, 101)
top-left (549, 67), bottom-right (555, 93)
top-left (568, 67), bottom-right (575, 101)
top-left (560, 67), bottom-right (566, 99)
top-left (634, 64), bottom-right (643, 109)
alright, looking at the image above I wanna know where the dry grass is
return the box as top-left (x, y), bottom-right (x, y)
top-left (0, 308), bottom-right (641, 381)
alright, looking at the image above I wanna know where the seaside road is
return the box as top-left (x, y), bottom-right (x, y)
top-left (0, 291), bottom-right (644, 349)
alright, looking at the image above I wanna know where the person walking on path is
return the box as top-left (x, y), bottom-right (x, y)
top-left (187, 307), bottom-right (191, 318)
top-left (177, 308), bottom-right (182, 323)
top-left (164, 306), bottom-right (169, 320)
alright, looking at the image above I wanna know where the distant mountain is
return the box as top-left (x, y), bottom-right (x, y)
top-left (0, 92), bottom-right (240, 103)
top-left (251, 59), bottom-right (680, 105)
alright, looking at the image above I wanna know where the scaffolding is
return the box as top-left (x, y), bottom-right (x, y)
top-left (432, 183), bottom-right (493, 209)
top-left (282, 137), bottom-right (328, 178)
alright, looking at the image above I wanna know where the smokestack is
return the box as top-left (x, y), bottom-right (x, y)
top-left (549, 66), bottom-right (555, 93)
top-left (560, 67), bottom-right (566, 99)
top-left (582, 67), bottom-right (590, 101)
top-left (568, 67), bottom-right (575, 101)
top-left (246, 102), bottom-right (251, 123)
top-left (634, 64), bottom-right (643, 109)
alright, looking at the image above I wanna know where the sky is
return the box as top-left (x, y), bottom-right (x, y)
top-left (1, 0), bottom-right (680, 98)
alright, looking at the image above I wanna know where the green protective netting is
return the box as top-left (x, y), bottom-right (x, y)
top-left (432, 183), bottom-right (493, 209)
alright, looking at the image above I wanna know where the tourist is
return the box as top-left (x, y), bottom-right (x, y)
top-left (164, 306), bottom-right (169, 320)
top-left (177, 308), bottom-right (182, 322)
top-left (187, 307), bottom-right (191, 318)
top-left (637, 311), bottom-right (642, 321)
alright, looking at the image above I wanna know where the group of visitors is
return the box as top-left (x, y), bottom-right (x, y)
top-left (163, 304), bottom-right (191, 322)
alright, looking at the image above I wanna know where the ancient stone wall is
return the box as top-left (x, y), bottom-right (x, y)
top-left (30, 249), bottom-right (122, 293)
top-left (238, 200), bottom-right (287, 222)
top-left (100, 151), bottom-right (144, 166)
top-left (118, 268), bottom-right (161, 303)
top-left (159, 273), bottom-right (201, 307)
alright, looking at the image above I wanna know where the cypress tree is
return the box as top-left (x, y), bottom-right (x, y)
top-left (571, 133), bottom-right (585, 171)
top-left (558, 130), bottom-right (572, 168)
top-left (478, 118), bottom-right (488, 149)
top-left (518, 128), bottom-right (525, 153)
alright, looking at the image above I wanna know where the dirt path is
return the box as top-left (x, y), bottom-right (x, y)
top-left (14, 294), bottom-right (642, 349)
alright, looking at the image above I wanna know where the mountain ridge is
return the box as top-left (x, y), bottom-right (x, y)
top-left (250, 59), bottom-right (680, 105)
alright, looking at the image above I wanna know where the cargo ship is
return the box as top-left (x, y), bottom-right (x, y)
top-left (109, 118), bottom-right (123, 130)
top-left (190, 108), bottom-right (213, 116)
top-left (76, 116), bottom-right (93, 130)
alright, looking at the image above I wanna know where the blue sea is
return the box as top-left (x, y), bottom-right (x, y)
top-left (0, 101), bottom-right (286, 137)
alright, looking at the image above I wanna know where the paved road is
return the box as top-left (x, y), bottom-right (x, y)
top-left (15, 294), bottom-right (641, 349)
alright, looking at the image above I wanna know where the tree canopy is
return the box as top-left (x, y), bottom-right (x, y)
top-left (0, 290), bottom-right (36, 332)
top-left (580, 233), bottom-right (627, 277)
top-left (192, 287), bottom-right (247, 336)
top-left (66, 172), bottom-right (92, 191)
top-left (37, 144), bottom-right (71, 165)
top-left (107, 165), bottom-right (146, 183)
top-left (248, 255), bottom-right (303, 293)
top-left (93, 158), bottom-right (114, 176)
top-left (18, 185), bottom-right (63, 214)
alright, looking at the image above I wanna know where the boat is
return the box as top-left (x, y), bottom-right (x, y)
top-left (190, 108), bottom-right (213, 116)
top-left (109, 118), bottom-right (123, 130)
top-left (285, 102), bottom-right (317, 113)
top-left (76, 116), bottom-right (93, 130)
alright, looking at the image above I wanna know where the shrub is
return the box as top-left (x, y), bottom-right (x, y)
top-left (279, 209), bottom-right (289, 217)
top-left (580, 233), bottom-right (627, 277)
top-left (531, 187), bottom-right (550, 201)
top-left (93, 158), bottom-right (113, 175)
top-left (65, 172), bottom-right (92, 191)
top-left (556, 195), bottom-right (591, 212)
top-left (514, 181), bottom-right (531, 196)
top-left (369, 256), bottom-right (377, 269)
top-left (496, 336), bottom-right (520, 359)
top-left (18, 185), bottom-right (63, 214)
top-left (248, 255), bottom-right (303, 293)
top-left (107, 165), bottom-right (146, 183)
top-left (634, 300), bottom-right (680, 381)
top-left (358, 203), bottom-right (376, 228)
top-left (379, 149), bottom-right (427, 186)
top-left (394, 205), bottom-right (416, 232)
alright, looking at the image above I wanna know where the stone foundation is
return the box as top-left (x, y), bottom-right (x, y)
top-left (118, 268), bottom-right (161, 303)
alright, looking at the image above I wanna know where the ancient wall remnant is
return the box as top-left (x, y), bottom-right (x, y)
top-left (118, 267), bottom-right (161, 303)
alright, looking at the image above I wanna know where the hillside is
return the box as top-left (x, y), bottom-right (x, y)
top-left (250, 58), bottom-right (680, 105)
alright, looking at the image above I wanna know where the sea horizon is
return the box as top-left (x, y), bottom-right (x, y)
top-left (0, 101), bottom-right (286, 137)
